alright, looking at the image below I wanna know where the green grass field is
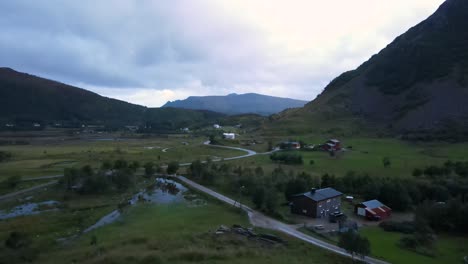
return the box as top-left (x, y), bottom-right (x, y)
top-left (0, 136), bottom-right (244, 181)
top-left (224, 137), bottom-right (468, 177)
top-left (361, 227), bottom-right (468, 264)
top-left (0, 187), bottom-right (350, 264)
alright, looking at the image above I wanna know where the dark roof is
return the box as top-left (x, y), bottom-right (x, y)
top-left (296, 187), bottom-right (342, 202)
top-left (362, 199), bottom-right (386, 209)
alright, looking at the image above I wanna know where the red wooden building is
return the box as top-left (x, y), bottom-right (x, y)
top-left (321, 139), bottom-right (341, 151)
top-left (355, 199), bottom-right (392, 221)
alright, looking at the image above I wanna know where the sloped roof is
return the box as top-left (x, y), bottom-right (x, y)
top-left (297, 187), bottom-right (342, 202)
top-left (362, 199), bottom-right (386, 209)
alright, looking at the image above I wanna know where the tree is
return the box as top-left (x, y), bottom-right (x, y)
top-left (0, 151), bottom-right (12, 162)
top-left (167, 161), bottom-right (179, 175)
top-left (129, 161), bottom-right (140, 172)
top-left (252, 187), bottom-right (265, 209)
top-left (284, 178), bottom-right (308, 201)
top-left (113, 169), bottom-right (134, 190)
top-left (101, 160), bottom-right (112, 171)
top-left (254, 166), bottom-right (264, 177)
top-left (113, 159), bottom-right (128, 170)
top-left (338, 230), bottom-right (371, 261)
top-left (63, 168), bottom-right (79, 189)
top-left (321, 173), bottom-right (337, 188)
top-left (382, 157), bottom-right (391, 168)
top-left (264, 187), bottom-right (279, 214)
top-left (267, 140), bottom-right (273, 151)
top-left (4, 175), bottom-right (21, 188)
top-left (412, 168), bottom-right (423, 177)
top-left (144, 162), bottom-right (155, 177)
top-left (5, 231), bottom-right (31, 249)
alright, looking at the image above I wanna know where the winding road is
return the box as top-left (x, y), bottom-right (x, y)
top-left (1, 140), bottom-right (387, 263)
top-left (176, 175), bottom-right (389, 264)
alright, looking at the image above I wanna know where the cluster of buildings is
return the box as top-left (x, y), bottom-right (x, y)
top-left (289, 187), bottom-right (392, 221)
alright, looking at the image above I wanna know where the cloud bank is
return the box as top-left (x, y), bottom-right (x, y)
top-left (0, 0), bottom-right (444, 106)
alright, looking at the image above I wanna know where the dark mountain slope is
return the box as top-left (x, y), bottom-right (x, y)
top-left (0, 67), bottom-right (144, 124)
top-left (268, 0), bottom-right (468, 137)
top-left (163, 93), bottom-right (307, 116)
top-left (0, 68), bottom-right (225, 129)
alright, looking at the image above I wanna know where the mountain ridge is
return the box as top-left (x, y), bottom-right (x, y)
top-left (163, 93), bottom-right (307, 116)
top-left (267, 0), bottom-right (468, 139)
top-left (0, 67), bottom-right (226, 130)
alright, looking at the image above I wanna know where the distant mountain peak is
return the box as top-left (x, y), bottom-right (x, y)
top-left (163, 93), bottom-right (307, 116)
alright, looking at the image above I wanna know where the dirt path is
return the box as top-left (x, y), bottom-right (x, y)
top-left (0, 180), bottom-right (58, 201)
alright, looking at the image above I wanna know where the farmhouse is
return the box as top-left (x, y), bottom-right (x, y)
top-left (280, 141), bottom-right (301, 150)
top-left (290, 188), bottom-right (342, 218)
top-left (321, 139), bottom-right (341, 151)
top-left (213, 124), bottom-right (221, 129)
top-left (223, 133), bottom-right (236, 140)
top-left (355, 199), bottom-right (392, 221)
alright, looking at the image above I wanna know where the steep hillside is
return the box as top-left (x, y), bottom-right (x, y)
top-left (163, 93), bottom-right (307, 116)
top-left (0, 67), bottom-right (145, 125)
top-left (0, 68), bottom-right (225, 130)
top-left (268, 0), bottom-right (468, 139)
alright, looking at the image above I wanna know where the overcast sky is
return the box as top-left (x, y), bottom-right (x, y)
top-left (0, 0), bottom-right (445, 107)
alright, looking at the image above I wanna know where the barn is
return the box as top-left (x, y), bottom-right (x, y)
top-left (355, 199), bottom-right (392, 220)
top-left (321, 139), bottom-right (342, 151)
top-left (223, 133), bottom-right (236, 139)
top-left (280, 141), bottom-right (301, 150)
top-left (290, 188), bottom-right (342, 218)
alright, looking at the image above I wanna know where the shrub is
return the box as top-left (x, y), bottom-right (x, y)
top-left (270, 152), bottom-right (303, 165)
top-left (5, 232), bottom-right (31, 249)
top-left (379, 221), bottom-right (415, 234)
top-left (4, 175), bottom-right (21, 188)
top-left (0, 151), bottom-right (12, 162)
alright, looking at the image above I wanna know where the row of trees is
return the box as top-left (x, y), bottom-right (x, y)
top-left (412, 160), bottom-right (468, 178)
top-left (62, 159), bottom-right (181, 194)
top-left (62, 161), bottom-right (137, 194)
top-left (270, 152), bottom-right (303, 165)
top-left (320, 171), bottom-right (468, 211)
top-left (187, 161), bottom-right (319, 216)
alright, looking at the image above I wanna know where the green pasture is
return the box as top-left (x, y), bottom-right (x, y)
top-left (225, 137), bottom-right (468, 177)
top-left (361, 227), bottom-right (468, 264)
top-left (0, 136), bottom-right (244, 180)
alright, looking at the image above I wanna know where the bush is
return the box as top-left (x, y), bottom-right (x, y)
top-left (5, 232), bottom-right (31, 249)
top-left (4, 175), bottom-right (21, 188)
top-left (270, 152), bottom-right (303, 165)
top-left (140, 255), bottom-right (162, 264)
top-left (0, 151), bottom-right (12, 162)
top-left (379, 221), bottom-right (415, 234)
top-left (167, 161), bottom-right (179, 175)
top-left (144, 162), bottom-right (155, 177)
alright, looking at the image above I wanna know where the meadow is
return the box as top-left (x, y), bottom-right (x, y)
top-left (223, 137), bottom-right (468, 178)
top-left (0, 181), bottom-right (350, 264)
top-left (0, 135), bottom-right (244, 181)
top-left (361, 227), bottom-right (468, 264)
